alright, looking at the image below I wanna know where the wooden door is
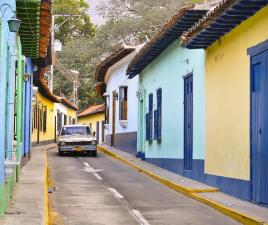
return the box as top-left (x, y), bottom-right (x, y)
top-left (184, 75), bottom-right (193, 171)
top-left (251, 50), bottom-right (268, 204)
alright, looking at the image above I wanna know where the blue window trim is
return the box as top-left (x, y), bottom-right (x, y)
top-left (247, 39), bottom-right (268, 56)
top-left (146, 93), bottom-right (153, 142)
top-left (155, 88), bottom-right (162, 142)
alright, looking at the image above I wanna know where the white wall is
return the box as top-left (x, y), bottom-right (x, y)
top-left (106, 52), bottom-right (139, 135)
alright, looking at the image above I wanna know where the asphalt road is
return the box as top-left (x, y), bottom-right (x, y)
top-left (47, 148), bottom-right (241, 225)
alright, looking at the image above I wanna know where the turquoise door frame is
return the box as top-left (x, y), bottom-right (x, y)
top-left (137, 88), bottom-right (146, 158)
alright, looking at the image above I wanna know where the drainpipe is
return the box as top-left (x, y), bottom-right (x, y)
top-left (16, 36), bottom-right (23, 171)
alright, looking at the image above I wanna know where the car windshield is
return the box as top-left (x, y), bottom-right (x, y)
top-left (61, 126), bottom-right (91, 136)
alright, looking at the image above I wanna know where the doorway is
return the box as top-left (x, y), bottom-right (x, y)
top-left (184, 74), bottom-right (193, 171)
top-left (250, 47), bottom-right (268, 204)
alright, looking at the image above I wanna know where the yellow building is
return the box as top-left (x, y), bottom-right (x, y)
top-left (78, 104), bottom-right (105, 143)
top-left (182, 2), bottom-right (268, 203)
top-left (32, 77), bottom-right (60, 145)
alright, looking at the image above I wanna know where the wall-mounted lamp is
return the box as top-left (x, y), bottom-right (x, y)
top-left (8, 17), bottom-right (21, 33)
top-left (0, 4), bottom-right (21, 33)
top-left (33, 66), bottom-right (38, 72)
top-left (24, 73), bottom-right (32, 82)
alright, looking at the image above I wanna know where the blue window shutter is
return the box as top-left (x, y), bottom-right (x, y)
top-left (146, 113), bottom-right (149, 141)
top-left (154, 109), bottom-right (158, 140)
top-left (149, 94), bottom-right (153, 141)
top-left (157, 88), bottom-right (162, 141)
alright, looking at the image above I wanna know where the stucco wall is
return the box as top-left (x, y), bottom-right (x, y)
top-left (0, 0), bottom-right (17, 183)
top-left (32, 92), bottom-right (56, 143)
top-left (55, 102), bottom-right (77, 130)
top-left (140, 40), bottom-right (205, 160)
top-left (78, 113), bottom-right (105, 142)
top-left (106, 54), bottom-right (139, 135)
top-left (205, 5), bottom-right (268, 180)
top-left (22, 58), bottom-right (33, 157)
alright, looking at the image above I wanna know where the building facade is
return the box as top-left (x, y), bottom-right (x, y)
top-left (78, 104), bottom-right (105, 143)
top-left (32, 89), bottom-right (59, 145)
top-left (0, 0), bottom-right (19, 214)
top-left (127, 5), bottom-right (210, 180)
top-left (96, 46), bottom-right (141, 155)
top-left (0, 0), bottom-right (52, 215)
top-left (182, 0), bottom-right (268, 202)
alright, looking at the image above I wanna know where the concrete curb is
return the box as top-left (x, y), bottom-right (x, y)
top-left (97, 145), bottom-right (266, 225)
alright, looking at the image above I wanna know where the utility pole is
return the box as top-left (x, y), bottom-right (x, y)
top-left (52, 14), bottom-right (81, 104)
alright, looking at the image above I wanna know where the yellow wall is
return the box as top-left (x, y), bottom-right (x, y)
top-left (66, 107), bottom-right (77, 124)
top-left (78, 113), bottom-right (105, 141)
top-left (66, 108), bottom-right (77, 119)
top-left (205, 6), bottom-right (268, 180)
top-left (32, 92), bottom-right (56, 143)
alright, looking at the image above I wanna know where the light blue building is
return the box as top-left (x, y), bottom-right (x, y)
top-left (0, 0), bottom-right (52, 215)
top-left (127, 4), bottom-right (212, 180)
top-left (0, 0), bottom-right (19, 214)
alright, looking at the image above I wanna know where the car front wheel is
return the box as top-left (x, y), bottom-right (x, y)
top-left (58, 149), bottom-right (63, 156)
top-left (90, 150), bottom-right (97, 157)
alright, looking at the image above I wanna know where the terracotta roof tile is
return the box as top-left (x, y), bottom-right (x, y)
top-left (58, 97), bottom-right (79, 111)
top-left (78, 104), bottom-right (105, 118)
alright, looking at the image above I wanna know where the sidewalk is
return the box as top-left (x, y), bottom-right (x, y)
top-left (0, 143), bottom-right (56, 225)
top-left (98, 144), bottom-right (268, 225)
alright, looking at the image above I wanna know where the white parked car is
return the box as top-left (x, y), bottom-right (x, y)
top-left (57, 125), bottom-right (97, 156)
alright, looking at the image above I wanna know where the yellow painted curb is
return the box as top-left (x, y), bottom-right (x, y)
top-left (97, 146), bottom-right (217, 194)
top-left (98, 145), bottom-right (266, 225)
top-left (44, 150), bottom-right (50, 225)
top-left (191, 193), bottom-right (266, 225)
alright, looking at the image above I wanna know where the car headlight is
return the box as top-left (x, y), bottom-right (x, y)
top-left (91, 140), bottom-right (97, 146)
top-left (61, 141), bottom-right (65, 146)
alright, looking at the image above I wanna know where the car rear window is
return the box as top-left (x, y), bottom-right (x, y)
top-left (61, 126), bottom-right (91, 135)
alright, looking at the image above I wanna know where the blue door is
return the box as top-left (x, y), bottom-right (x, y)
top-left (184, 75), bottom-right (193, 171)
top-left (251, 50), bottom-right (268, 204)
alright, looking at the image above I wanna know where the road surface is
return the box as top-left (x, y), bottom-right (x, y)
top-left (47, 148), bottom-right (240, 225)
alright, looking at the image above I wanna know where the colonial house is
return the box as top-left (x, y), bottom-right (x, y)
top-left (96, 46), bottom-right (141, 155)
top-left (32, 76), bottom-right (59, 145)
top-left (181, 0), bottom-right (268, 202)
top-left (0, 0), bottom-right (52, 215)
top-left (78, 104), bottom-right (105, 143)
top-left (127, 3), bottom-right (214, 181)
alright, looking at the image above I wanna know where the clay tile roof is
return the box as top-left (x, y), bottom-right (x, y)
top-left (126, 1), bottom-right (218, 78)
top-left (95, 46), bottom-right (136, 83)
top-left (58, 97), bottom-right (79, 111)
top-left (78, 104), bottom-right (105, 118)
top-left (181, 0), bottom-right (268, 49)
top-left (34, 67), bottom-right (60, 103)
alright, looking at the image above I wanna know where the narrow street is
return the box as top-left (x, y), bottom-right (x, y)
top-left (47, 148), bottom-right (240, 225)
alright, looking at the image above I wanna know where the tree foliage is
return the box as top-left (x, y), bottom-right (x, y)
top-left (53, 0), bottom-right (95, 43)
top-left (53, 0), bottom-right (192, 110)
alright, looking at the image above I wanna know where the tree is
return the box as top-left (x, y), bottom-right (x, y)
top-left (97, 0), bottom-right (185, 44)
top-left (53, 0), bottom-right (193, 110)
top-left (53, 0), bottom-right (95, 43)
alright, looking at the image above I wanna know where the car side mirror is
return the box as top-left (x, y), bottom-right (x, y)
top-left (93, 131), bottom-right (96, 136)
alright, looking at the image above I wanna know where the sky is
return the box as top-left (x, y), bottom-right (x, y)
top-left (87, 0), bottom-right (106, 25)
